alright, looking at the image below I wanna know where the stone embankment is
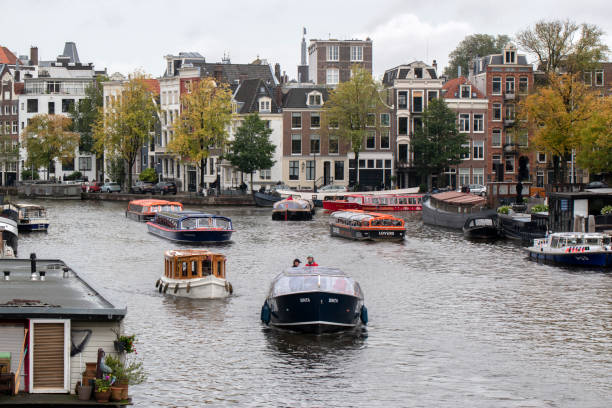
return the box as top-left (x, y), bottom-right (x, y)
top-left (82, 192), bottom-right (255, 206)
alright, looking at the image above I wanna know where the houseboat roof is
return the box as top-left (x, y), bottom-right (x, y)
top-left (0, 258), bottom-right (126, 321)
top-left (128, 199), bottom-right (182, 206)
top-left (430, 191), bottom-right (486, 205)
top-left (156, 211), bottom-right (231, 220)
top-left (164, 249), bottom-right (225, 259)
top-left (549, 189), bottom-right (612, 199)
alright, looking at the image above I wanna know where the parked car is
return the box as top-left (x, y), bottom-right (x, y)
top-left (131, 181), bottom-right (155, 194)
top-left (457, 184), bottom-right (487, 196)
top-left (586, 181), bottom-right (609, 189)
top-left (153, 181), bottom-right (177, 195)
top-left (101, 182), bottom-right (121, 193)
top-left (82, 181), bottom-right (103, 193)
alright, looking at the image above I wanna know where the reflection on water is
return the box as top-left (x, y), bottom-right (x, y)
top-left (17, 200), bottom-right (612, 407)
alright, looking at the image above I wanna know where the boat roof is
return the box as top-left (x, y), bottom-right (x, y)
top-left (0, 258), bottom-right (126, 321)
top-left (430, 191), bottom-right (486, 205)
top-left (157, 211), bottom-right (231, 220)
top-left (279, 266), bottom-right (348, 277)
top-left (128, 199), bottom-right (182, 206)
top-left (331, 210), bottom-right (402, 221)
top-left (164, 249), bottom-right (226, 259)
top-left (550, 232), bottom-right (610, 238)
top-left (13, 203), bottom-right (46, 209)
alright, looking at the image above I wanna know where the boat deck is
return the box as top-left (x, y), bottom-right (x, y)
top-left (0, 393), bottom-right (131, 406)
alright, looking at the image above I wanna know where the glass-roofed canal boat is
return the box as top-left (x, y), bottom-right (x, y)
top-left (260, 266), bottom-right (368, 334)
top-left (329, 210), bottom-right (406, 241)
top-left (125, 199), bottom-right (183, 221)
top-left (146, 211), bottom-right (234, 243)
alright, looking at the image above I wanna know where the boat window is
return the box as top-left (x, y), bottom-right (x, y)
top-left (215, 218), bottom-right (231, 229)
top-left (217, 261), bottom-right (223, 278)
top-left (551, 236), bottom-right (559, 248)
top-left (202, 259), bottom-right (212, 276)
top-left (474, 219), bottom-right (493, 226)
top-left (409, 197), bottom-right (415, 205)
top-left (191, 261), bottom-right (198, 276)
top-left (182, 262), bottom-right (188, 277)
top-left (320, 276), bottom-right (356, 295)
top-left (398, 197), bottom-right (407, 204)
top-left (586, 237), bottom-right (599, 245)
top-left (182, 218), bottom-right (197, 229)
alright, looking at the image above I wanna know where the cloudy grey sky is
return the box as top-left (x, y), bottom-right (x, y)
top-left (2, 0), bottom-right (611, 79)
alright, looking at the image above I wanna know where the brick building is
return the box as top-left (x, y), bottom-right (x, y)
top-left (0, 61), bottom-right (19, 185)
top-left (308, 39), bottom-right (372, 85)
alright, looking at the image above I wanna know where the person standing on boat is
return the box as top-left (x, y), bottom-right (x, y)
top-left (292, 259), bottom-right (301, 267)
top-left (305, 255), bottom-right (318, 267)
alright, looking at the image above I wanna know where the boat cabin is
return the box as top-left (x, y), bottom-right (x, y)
top-left (330, 210), bottom-right (404, 228)
top-left (153, 211), bottom-right (233, 230)
top-left (269, 267), bottom-right (362, 298)
top-left (16, 204), bottom-right (47, 220)
top-left (163, 250), bottom-right (226, 280)
top-left (126, 199), bottom-right (183, 221)
top-left (547, 232), bottom-right (611, 249)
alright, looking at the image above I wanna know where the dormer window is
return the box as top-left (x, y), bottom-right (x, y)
top-left (504, 44), bottom-right (517, 64)
top-left (460, 85), bottom-right (471, 98)
top-left (414, 68), bottom-right (423, 78)
top-left (307, 91), bottom-right (322, 106)
top-left (258, 97), bottom-right (271, 113)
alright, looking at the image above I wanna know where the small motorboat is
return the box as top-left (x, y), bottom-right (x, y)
top-left (125, 199), bottom-right (183, 221)
top-left (462, 214), bottom-right (499, 239)
top-left (156, 249), bottom-right (233, 298)
top-left (260, 266), bottom-right (367, 333)
top-left (329, 210), bottom-right (405, 241)
top-left (147, 211), bottom-right (233, 243)
top-left (526, 232), bottom-right (612, 267)
top-left (271, 197), bottom-right (313, 221)
top-left (253, 190), bottom-right (282, 207)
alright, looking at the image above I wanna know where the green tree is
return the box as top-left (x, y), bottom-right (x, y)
top-left (323, 68), bottom-right (388, 188)
top-left (0, 123), bottom-right (18, 184)
top-left (139, 167), bottom-right (158, 183)
top-left (21, 114), bottom-right (80, 180)
top-left (93, 73), bottom-right (158, 189)
top-left (516, 19), bottom-right (609, 75)
top-left (105, 153), bottom-right (126, 184)
top-left (225, 113), bottom-right (276, 193)
top-left (167, 77), bottom-right (233, 192)
top-left (69, 75), bottom-right (106, 152)
top-left (575, 95), bottom-right (612, 175)
top-left (444, 34), bottom-right (510, 78)
top-left (411, 99), bottom-right (467, 189)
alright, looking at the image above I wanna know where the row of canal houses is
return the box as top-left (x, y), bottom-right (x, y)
top-left (1, 37), bottom-right (611, 192)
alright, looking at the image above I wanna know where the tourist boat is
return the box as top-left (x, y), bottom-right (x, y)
top-left (14, 203), bottom-right (49, 231)
top-left (156, 249), bottom-right (233, 298)
top-left (329, 210), bottom-right (406, 241)
top-left (0, 216), bottom-right (18, 256)
top-left (422, 191), bottom-right (495, 230)
top-left (526, 232), bottom-right (612, 267)
top-left (125, 199), bottom-right (183, 221)
top-left (360, 194), bottom-right (423, 212)
top-left (497, 212), bottom-right (548, 244)
top-left (271, 197), bottom-right (314, 221)
top-left (147, 211), bottom-right (234, 243)
top-left (260, 266), bottom-right (367, 333)
top-left (462, 214), bottom-right (499, 239)
top-left (322, 194), bottom-right (364, 212)
top-left (278, 187), bottom-right (420, 208)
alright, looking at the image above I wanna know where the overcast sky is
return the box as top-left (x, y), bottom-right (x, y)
top-left (2, 0), bottom-right (611, 80)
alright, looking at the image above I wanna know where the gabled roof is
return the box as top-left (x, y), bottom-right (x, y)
top-left (191, 62), bottom-right (275, 89)
top-left (442, 77), bottom-right (486, 99)
top-left (282, 87), bottom-right (330, 109)
top-left (382, 61), bottom-right (438, 86)
top-left (233, 78), bottom-right (280, 114)
top-left (0, 46), bottom-right (19, 64)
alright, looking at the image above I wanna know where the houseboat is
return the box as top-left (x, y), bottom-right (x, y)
top-left (526, 232), bottom-right (612, 267)
top-left (463, 214), bottom-right (499, 239)
top-left (147, 211), bottom-right (234, 243)
top-left (14, 204), bottom-right (49, 232)
top-left (271, 197), bottom-right (314, 221)
top-left (329, 210), bottom-right (406, 241)
top-left (125, 199), bottom-right (183, 221)
top-left (260, 266), bottom-right (367, 333)
top-left (497, 212), bottom-right (548, 244)
top-left (156, 249), bottom-right (233, 298)
top-left (422, 191), bottom-right (495, 230)
top-left (0, 256), bottom-right (126, 399)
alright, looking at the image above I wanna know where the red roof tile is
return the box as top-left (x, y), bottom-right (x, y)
top-left (0, 46), bottom-right (19, 64)
top-left (442, 77), bottom-right (485, 99)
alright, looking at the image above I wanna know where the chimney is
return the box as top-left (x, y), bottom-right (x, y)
top-left (274, 63), bottom-right (281, 83)
top-left (432, 60), bottom-right (437, 73)
top-left (458, 65), bottom-right (461, 77)
top-left (214, 64), bottom-right (223, 82)
top-left (30, 46), bottom-right (38, 66)
top-left (274, 85), bottom-right (282, 109)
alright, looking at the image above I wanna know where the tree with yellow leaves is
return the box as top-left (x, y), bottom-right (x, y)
top-left (576, 96), bottom-right (612, 174)
top-left (167, 77), bottom-right (233, 192)
top-left (21, 114), bottom-right (80, 180)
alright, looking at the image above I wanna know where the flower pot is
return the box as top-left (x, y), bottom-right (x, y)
top-left (110, 386), bottom-right (123, 401)
top-left (94, 389), bottom-right (111, 403)
top-left (114, 340), bottom-right (126, 353)
top-left (121, 385), bottom-right (129, 400)
top-left (77, 384), bottom-right (93, 401)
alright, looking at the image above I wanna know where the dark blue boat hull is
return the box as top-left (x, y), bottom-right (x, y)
top-left (18, 223), bottom-right (49, 231)
top-left (266, 291), bottom-right (363, 333)
top-left (528, 250), bottom-right (612, 267)
top-left (147, 223), bottom-right (232, 243)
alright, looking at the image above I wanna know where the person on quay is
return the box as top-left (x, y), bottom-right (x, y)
top-left (305, 255), bottom-right (318, 267)
top-left (292, 259), bottom-right (301, 267)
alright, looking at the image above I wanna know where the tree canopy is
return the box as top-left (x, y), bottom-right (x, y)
top-left (577, 96), bottom-right (612, 174)
top-left (21, 114), bottom-right (80, 180)
top-left (69, 75), bottom-right (106, 152)
top-left (323, 67), bottom-right (389, 187)
top-left (93, 73), bottom-right (158, 187)
top-left (444, 34), bottom-right (511, 78)
top-left (166, 77), bottom-right (233, 190)
top-left (516, 19), bottom-right (610, 75)
top-left (225, 113), bottom-right (276, 193)
top-left (410, 99), bottom-right (467, 189)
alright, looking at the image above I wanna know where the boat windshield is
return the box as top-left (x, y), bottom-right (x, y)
top-left (271, 274), bottom-right (360, 297)
top-left (472, 218), bottom-right (494, 227)
top-left (214, 218), bottom-right (231, 229)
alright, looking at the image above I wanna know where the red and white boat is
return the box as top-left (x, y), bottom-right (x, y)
top-left (323, 193), bottom-right (423, 212)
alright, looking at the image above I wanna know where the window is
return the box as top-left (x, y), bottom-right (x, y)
top-left (460, 85), bottom-right (471, 98)
top-left (412, 91), bottom-right (423, 113)
top-left (505, 104), bottom-right (515, 120)
top-left (310, 134), bottom-right (320, 154)
top-left (291, 112), bottom-right (301, 129)
top-left (3, 106), bottom-right (8, 115)
top-left (48, 101), bottom-right (55, 114)
top-left (259, 169), bottom-right (271, 180)
top-left (367, 159), bottom-right (374, 168)
top-left (473, 114), bottom-right (484, 132)
top-left (79, 156), bottom-right (92, 171)
top-left (326, 68), bottom-right (339, 85)
top-left (584, 72), bottom-right (593, 86)
top-left (366, 114), bottom-right (376, 127)
top-left (334, 161), bottom-right (344, 180)
top-left (329, 134), bottom-right (339, 154)
top-left (459, 114), bottom-right (470, 132)
top-left (473, 168), bottom-right (484, 185)
top-left (306, 160), bottom-right (315, 180)
top-left (12, 121), bottom-right (17, 134)
top-left (380, 113), bottom-right (390, 127)
top-left (538, 152), bottom-right (546, 163)
top-left (537, 170), bottom-right (544, 187)
top-left (398, 144), bottom-right (409, 162)
top-left (291, 134), bottom-right (301, 155)
top-left (473, 140), bottom-right (484, 159)
top-left (518, 130), bottom-right (528, 147)
top-left (327, 45), bottom-right (339, 61)
top-left (427, 90), bottom-right (438, 101)
top-left (289, 161), bottom-right (299, 180)
top-left (185, 80), bottom-right (192, 93)
top-left (505, 156), bottom-right (515, 172)
top-left (46, 81), bottom-right (60, 93)
top-left (308, 93), bottom-right (322, 106)
top-left (398, 91), bottom-right (407, 109)
top-left (350, 46), bottom-right (363, 61)
top-left (61, 157), bottom-right (74, 171)
top-left (12, 105), bottom-right (17, 114)
top-left (461, 143), bottom-right (470, 159)
top-left (398, 117), bottom-right (408, 135)
top-left (505, 50), bottom-right (515, 64)
top-left (366, 130), bottom-right (376, 149)
top-left (259, 99), bottom-right (270, 112)
top-left (310, 113), bottom-right (320, 129)
top-left (381, 130), bottom-right (390, 149)
top-left (414, 68), bottom-right (423, 78)
top-left (459, 168), bottom-right (470, 186)
top-left (492, 103), bottom-right (502, 121)
top-left (595, 70), bottom-right (604, 86)
top-left (492, 77), bottom-right (502, 95)
top-left (27, 99), bottom-right (38, 113)
top-left (519, 77), bottom-right (528, 93)
top-left (506, 129), bottom-right (514, 145)
top-left (492, 129), bottom-right (502, 147)
top-left (413, 117), bottom-right (422, 133)
top-left (505, 77), bottom-right (515, 93)
top-left (61, 99), bottom-right (74, 113)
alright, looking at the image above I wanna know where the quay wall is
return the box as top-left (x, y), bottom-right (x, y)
top-left (82, 192), bottom-right (255, 206)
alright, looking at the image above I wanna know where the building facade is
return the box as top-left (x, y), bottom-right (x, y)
top-left (0, 64), bottom-right (19, 185)
top-left (308, 39), bottom-right (372, 85)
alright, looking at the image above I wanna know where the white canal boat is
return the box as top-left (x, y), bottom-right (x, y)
top-left (526, 232), bottom-right (612, 267)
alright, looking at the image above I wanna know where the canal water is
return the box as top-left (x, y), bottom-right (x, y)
top-left (18, 200), bottom-right (612, 407)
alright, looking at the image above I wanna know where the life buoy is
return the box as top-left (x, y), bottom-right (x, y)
top-left (360, 305), bottom-right (368, 325)
top-left (260, 301), bottom-right (271, 324)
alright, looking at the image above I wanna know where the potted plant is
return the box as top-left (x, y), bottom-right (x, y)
top-left (94, 375), bottom-right (114, 402)
top-left (105, 354), bottom-right (147, 400)
top-left (113, 331), bottom-right (136, 354)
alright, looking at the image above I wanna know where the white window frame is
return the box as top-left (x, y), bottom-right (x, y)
top-left (350, 46), bottom-right (363, 62)
top-left (473, 114), bottom-right (484, 132)
top-left (307, 92), bottom-right (322, 106)
top-left (460, 85), bottom-right (471, 98)
top-left (328, 134), bottom-right (339, 155)
top-left (492, 103), bottom-right (502, 121)
top-left (366, 130), bottom-right (376, 150)
top-left (326, 68), bottom-right (339, 85)
top-left (291, 134), bottom-right (301, 155)
top-left (584, 72), bottom-right (593, 86)
top-left (380, 113), bottom-right (390, 127)
top-left (310, 134), bottom-right (320, 154)
top-left (459, 113), bottom-right (470, 133)
top-left (258, 97), bottom-right (271, 113)
top-left (538, 152), bottom-right (547, 163)
top-left (380, 130), bottom-right (390, 149)
top-left (29, 319), bottom-right (71, 393)
top-left (291, 112), bottom-right (301, 129)
top-left (461, 143), bottom-right (470, 160)
top-left (492, 129), bottom-right (502, 148)
top-left (595, 70), bottom-right (604, 86)
top-left (492, 77), bottom-right (502, 95)
top-left (505, 156), bottom-right (515, 173)
top-left (459, 168), bottom-right (470, 186)
top-left (327, 45), bottom-right (339, 62)
top-left (473, 140), bottom-right (484, 160)
top-left (519, 77), bottom-right (529, 94)
top-left (473, 168), bottom-right (484, 185)
top-left (505, 76), bottom-right (515, 93)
